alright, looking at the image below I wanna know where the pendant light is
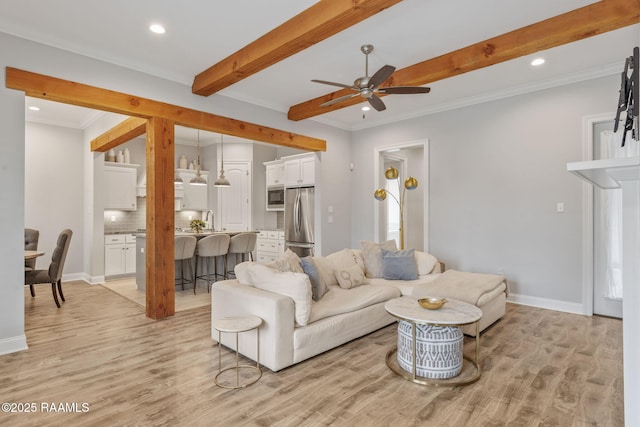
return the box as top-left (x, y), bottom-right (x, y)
top-left (189, 129), bottom-right (207, 186)
top-left (214, 134), bottom-right (230, 187)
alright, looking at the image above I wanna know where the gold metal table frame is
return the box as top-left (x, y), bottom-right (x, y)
top-left (214, 316), bottom-right (263, 389)
top-left (384, 298), bottom-right (482, 387)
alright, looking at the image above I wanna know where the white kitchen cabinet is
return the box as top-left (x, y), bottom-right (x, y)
top-left (104, 164), bottom-right (138, 210)
top-left (105, 234), bottom-right (136, 276)
top-left (176, 169), bottom-right (208, 210)
top-left (284, 154), bottom-right (315, 187)
top-left (256, 230), bottom-right (285, 264)
top-left (265, 161), bottom-right (284, 186)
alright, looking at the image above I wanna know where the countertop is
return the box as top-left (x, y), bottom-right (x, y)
top-left (135, 230), bottom-right (259, 238)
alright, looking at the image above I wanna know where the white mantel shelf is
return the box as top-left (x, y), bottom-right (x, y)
top-left (567, 156), bottom-right (640, 189)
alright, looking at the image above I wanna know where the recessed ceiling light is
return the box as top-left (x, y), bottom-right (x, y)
top-left (531, 58), bottom-right (545, 66)
top-left (28, 106), bottom-right (40, 111)
top-left (361, 106), bottom-right (371, 111)
top-left (149, 24), bottom-right (166, 34)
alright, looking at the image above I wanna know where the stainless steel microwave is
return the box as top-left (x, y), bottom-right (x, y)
top-left (267, 186), bottom-right (285, 210)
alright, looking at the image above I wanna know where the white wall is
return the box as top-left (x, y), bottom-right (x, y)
top-left (25, 122), bottom-right (85, 277)
top-left (352, 75), bottom-right (619, 311)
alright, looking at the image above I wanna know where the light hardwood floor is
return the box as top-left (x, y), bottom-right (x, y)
top-left (1, 281), bottom-right (623, 426)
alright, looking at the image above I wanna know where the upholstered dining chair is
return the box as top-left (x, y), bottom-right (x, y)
top-left (24, 228), bottom-right (40, 297)
top-left (25, 229), bottom-right (73, 308)
top-left (226, 233), bottom-right (257, 278)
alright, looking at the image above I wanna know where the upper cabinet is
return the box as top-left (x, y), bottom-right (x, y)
top-left (176, 169), bottom-right (208, 211)
top-left (284, 153), bottom-right (316, 187)
top-left (104, 163), bottom-right (139, 210)
top-left (265, 160), bottom-right (284, 187)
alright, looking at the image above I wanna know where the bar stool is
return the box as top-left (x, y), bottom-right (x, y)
top-left (175, 235), bottom-right (197, 291)
top-left (195, 234), bottom-right (230, 294)
top-left (226, 233), bottom-right (257, 278)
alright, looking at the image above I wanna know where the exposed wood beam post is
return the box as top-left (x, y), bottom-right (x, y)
top-left (192, 0), bottom-right (402, 96)
top-left (288, 0), bottom-right (640, 121)
top-left (5, 67), bottom-right (325, 151)
top-left (90, 117), bottom-right (147, 152)
top-left (145, 117), bottom-right (175, 319)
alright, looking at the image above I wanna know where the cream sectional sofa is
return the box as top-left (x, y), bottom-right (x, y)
top-left (211, 247), bottom-right (507, 372)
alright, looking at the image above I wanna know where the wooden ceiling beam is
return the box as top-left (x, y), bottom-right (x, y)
top-left (6, 67), bottom-right (326, 151)
top-left (90, 117), bottom-right (147, 152)
top-left (288, 0), bottom-right (640, 121)
top-left (192, 0), bottom-right (402, 96)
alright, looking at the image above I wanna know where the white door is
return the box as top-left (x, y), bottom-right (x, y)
top-left (593, 122), bottom-right (623, 318)
top-left (218, 161), bottom-right (251, 231)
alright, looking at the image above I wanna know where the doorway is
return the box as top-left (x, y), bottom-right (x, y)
top-left (584, 115), bottom-right (623, 318)
top-left (373, 139), bottom-right (429, 251)
top-left (217, 160), bottom-right (252, 232)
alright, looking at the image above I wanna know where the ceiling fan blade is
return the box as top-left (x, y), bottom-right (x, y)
top-left (378, 86), bottom-right (431, 94)
top-left (311, 79), bottom-right (357, 90)
top-left (368, 94), bottom-right (386, 111)
top-left (320, 93), bottom-right (359, 107)
top-left (368, 65), bottom-right (396, 89)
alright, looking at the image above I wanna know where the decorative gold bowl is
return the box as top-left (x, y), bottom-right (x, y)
top-left (418, 297), bottom-right (447, 310)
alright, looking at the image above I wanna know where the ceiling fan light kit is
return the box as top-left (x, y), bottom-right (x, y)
top-left (312, 44), bottom-right (430, 112)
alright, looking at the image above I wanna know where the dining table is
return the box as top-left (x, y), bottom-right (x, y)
top-left (24, 250), bottom-right (45, 261)
top-left (25, 251), bottom-right (45, 271)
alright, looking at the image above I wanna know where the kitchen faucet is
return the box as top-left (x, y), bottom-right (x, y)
top-left (205, 210), bottom-right (214, 230)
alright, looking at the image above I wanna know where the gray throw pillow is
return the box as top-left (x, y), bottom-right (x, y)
top-left (301, 256), bottom-right (328, 301)
top-left (381, 248), bottom-right (418, 280)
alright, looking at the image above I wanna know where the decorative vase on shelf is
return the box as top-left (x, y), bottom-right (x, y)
top-left (123, 147), bottom-right (131, 164)
top-left (188, 161), bottom-right (195, 170)
top-left (107, 149), bottom-right (116, 162)
top-left (116, 150), bottom-right (125, 163)
top-left (179, 155), bottom-right (188, 169)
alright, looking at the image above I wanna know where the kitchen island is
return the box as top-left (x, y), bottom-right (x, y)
top-left (135, 231), bottom-right (258, 292)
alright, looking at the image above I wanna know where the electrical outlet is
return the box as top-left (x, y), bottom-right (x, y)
top-left (110, 215), bottom-right (116, 223)
top-left (498, 268), bottom-right (504, 275)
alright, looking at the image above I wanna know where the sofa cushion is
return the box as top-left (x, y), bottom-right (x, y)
top-left (360, 240), bottom-right (398, 278)
top-left (301, 256), bottom-right (328, 301)
top-left (415, 250), bottom-right (438, 276)
top-left (369, 275), bottom-right (440, 296)
top-left (334, 263), bottom-right (367, 289)
top-left (308, 284), bottom-right (401, 324)
top-left (381, 248), bottom-right (418, 280)
top-left (247, 263), bottom-right (312, 326)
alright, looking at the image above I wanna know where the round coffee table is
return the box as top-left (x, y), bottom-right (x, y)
top-left (384, 296), bottom-right (482, 386)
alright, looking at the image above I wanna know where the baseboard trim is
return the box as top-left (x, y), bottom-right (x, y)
top-left (0, 335), bottom-right (28, 356)
top-left (507, 293), bottom-right (584, 315)
top-left (62, 273), bottom-right (104, 285)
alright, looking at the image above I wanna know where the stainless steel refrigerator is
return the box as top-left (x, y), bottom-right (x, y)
top-left (285, 187), bottom-right (315, 257)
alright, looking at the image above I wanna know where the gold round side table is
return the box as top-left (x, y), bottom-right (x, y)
top-left (214, 315), bottom-right (262, 389)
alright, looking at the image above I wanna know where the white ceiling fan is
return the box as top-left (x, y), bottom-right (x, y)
top-left (312, 44), bottom-right (431, 111)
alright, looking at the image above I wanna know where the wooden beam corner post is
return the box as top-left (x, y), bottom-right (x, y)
top-left (145, 117), bottom-right (176, 319)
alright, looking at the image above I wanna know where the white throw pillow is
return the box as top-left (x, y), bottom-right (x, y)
top-left (248, 263), bottom-right (312, 326)
top-left (360, 240), bottom-right (398, 278)
top-left (234, 261), bottom-right (254, 285)
top-left (334, 264), bottom-right (367, 289)
top-left (414, 250), bottom-right (438, 276)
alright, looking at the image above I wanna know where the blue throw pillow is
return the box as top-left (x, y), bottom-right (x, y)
top-left (381, 248), bottom-right (418, 280)
top-left (301, 256), bottom-right (328, 301)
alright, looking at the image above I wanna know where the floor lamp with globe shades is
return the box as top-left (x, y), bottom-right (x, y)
top-left (374, 166), bottom-right (418, 250)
